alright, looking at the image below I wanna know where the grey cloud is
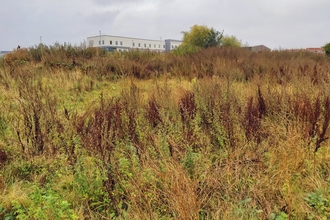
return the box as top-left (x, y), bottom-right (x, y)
top-left (90, 0), bottom-right (147, 7)
top-left (85, 10), bottom-right (120, 26)
top-left (1, 0), bottom-right (329, 50)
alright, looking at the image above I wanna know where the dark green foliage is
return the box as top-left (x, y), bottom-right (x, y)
top-left (324, 42), bottom-right (330, 56)
top-left (205, 28), bottom-right (223, 48)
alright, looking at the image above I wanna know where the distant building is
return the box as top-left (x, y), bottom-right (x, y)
top-left (87, 35), bottom-right (182, 52)
top-left (165, 39), bottom-right (181, 51)
top-left (285, 47), bottom-right (325, 54)
top-left (305, 47), bottom-right (324, 54)
top-left (0, 51), bottom-right (11, 57)
top-left (247, 45), bottom-right (271, 52)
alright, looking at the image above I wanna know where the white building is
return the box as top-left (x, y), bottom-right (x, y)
top-left (165, 39), bottom-right (181, 51)
top-left (87, 35), bottom-right (182, 52)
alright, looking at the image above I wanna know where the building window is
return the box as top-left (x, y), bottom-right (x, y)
top-left (99, 41), bottom-right (101, 45)
top-left (154, 44), bottom-right (156, 48)
top-left (171, 45), bottom-right (174, 49)
top-left (116, 41), bottom-right (118, 45)
top-left (120, 41), bottom-right (123, 45)
top-left (144, 43), bottom-right (146, 48)
top-left (149, 44), bottom-right (151, 48)
top-left (159, 44), bottom-right (160, 48)
top-left (163, 45), bottom-right (165, 48)
top-left (102, 40), bottom-right (104, 45)
top-left (133, 42), bottom-right (135, 47)
top-left (110, 41), bottom-right (112, 45)
top-left (138, 43), bottom-right (140, 47)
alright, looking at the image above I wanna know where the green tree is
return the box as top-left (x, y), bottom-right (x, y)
top-left (176, 25), bottom-right (223, 54)
top-left (221, 35), bottom-right (242, 47)
top-left (324, 42), bottom-right (330, 56)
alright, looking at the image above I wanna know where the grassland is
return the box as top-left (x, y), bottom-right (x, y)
top-left (0, 44), bottom-right (330, 219)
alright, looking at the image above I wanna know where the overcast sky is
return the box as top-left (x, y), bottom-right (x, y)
top-left (1, 0), bottom-right (329, 51)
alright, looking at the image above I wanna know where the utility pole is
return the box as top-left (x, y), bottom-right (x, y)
top-left (40, 36), bottom-right (43, 54)
top-left (99, 30), bottom-right (101, 46)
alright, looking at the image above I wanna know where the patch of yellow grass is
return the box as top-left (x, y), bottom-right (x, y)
top-left (0, 181), bottom-right (31, 209)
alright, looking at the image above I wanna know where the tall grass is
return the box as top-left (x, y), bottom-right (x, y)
top-left (0, 44), bottom-right (330, 219)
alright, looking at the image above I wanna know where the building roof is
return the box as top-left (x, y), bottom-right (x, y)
top-left (88, 35), bottom-right (182, 43)
top-left (165, 39), bottom-right (182, 42)
top-left (88, 35), bottom-right (165, 42)
top-left (252, 45), bottom-right (271, 49)
top-left (306, 47), bottom-right (324, 51)
top-left (246, 45), bottom-right (271, 52)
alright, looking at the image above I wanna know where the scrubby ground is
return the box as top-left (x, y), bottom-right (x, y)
top-left (1, 45), bottom-right (330, 219)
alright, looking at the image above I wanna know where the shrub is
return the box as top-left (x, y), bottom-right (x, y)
top-left (29, 44), bottom-right (44, 62)
top-left (14, 187), bottom-right (77, 220)
top-left (3, 49), bottom-right (30, 66)
top-left (324, 42), bottom-right (330, 56)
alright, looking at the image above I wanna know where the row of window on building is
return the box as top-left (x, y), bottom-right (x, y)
top-left (132, 42), bottom-right (165, 49)
top-left (97, 40), bottom-right (178, 49)
top-left (98, 40), bottom-right (165, 49)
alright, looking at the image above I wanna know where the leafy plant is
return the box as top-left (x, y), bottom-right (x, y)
top-left (305, 190), bottom-right (330, 217)
top-left (269, 211), bottom-right (288, 220)
top-left (9, 187), bottom-right (77, 220)
top-left (73, 156), bottom-right (110, 212)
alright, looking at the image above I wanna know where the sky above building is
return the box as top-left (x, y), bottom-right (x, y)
top-left (1, 0), bottom-right (329, 51)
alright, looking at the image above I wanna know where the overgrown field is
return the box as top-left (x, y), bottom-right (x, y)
top-left (1, 45), bottom-right (330, 219)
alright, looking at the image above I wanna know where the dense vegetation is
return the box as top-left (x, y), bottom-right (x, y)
top-left (1, 44), bottom-right (330, 219)
top-left (325, 42), bottom-right (330, 56)
top-left (176, 25), bottom-right (223, 54)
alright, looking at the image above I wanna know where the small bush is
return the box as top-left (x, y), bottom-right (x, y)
top-left (13, 187), bottom-right (77, 220)
top-left (3, 49), bottom-right (30, 66)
